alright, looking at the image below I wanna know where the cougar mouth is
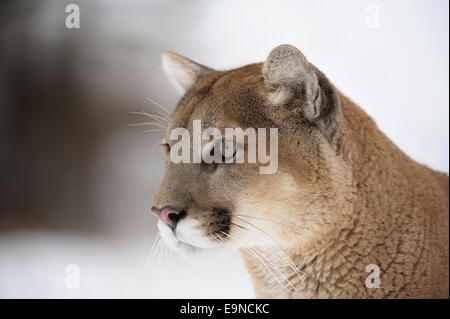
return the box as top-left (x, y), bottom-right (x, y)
top-left (157, 207), bottom-right (234, 252)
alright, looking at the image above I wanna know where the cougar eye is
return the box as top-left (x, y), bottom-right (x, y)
top-left (202, 138), bottom-right (237, 164)
top-left (219, 138), bottom-right (237, 162)
top-left (160, 143), bottom-right (170, 153)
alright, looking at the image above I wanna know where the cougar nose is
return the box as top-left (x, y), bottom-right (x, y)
top-left (151, 206), bottom-right (187, 228)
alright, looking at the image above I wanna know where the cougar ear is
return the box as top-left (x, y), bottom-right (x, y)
top-left (162, 51), bottom-right (215, 94)
top-left (263, 44), bottom-right (339, 141)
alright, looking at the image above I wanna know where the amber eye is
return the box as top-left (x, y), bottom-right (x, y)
top-left (160, 143), bottom-right (170, 153)
top-left (202, 138), bottom-right (237, 165)
top-left (219, 138), bottom-right (237, 162)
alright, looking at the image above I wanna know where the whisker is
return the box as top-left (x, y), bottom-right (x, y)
top-left (217, 232), bottom-right (280, 281)
top-left (145, 97), bottom-right (170, 114)
top-left (217, 220), bottom-right (249, 231)
top-left (129, 122), bottom-right (167, 129)
top-left (163, 242), bottom-right (170, 263)
top-left (147, 237), bottom-right (164, 273)
top-left (253, 246), bottom-right (302, 293)
top-left (134, 129), bottom-right (165, 138)
top-left (225, 227), bottom-right (309, 293)
top-left (130, 110), bottom-right (169, 122)
top-left (232, 216), bottom-right (315, 285)
top-left (235, 214), bottom-right (296, 226)
top-left (233, 216), bottom-right (283, 246)
top-left (262, 246), bottom-right (309, 290)
top-left (234, 214), bottom-right (306, 235)
top-left (147, 107), bottom-right (170, 120)
top-left (220, 231), bottom-right (299, 294)
top-left (145, 234), bottom-right (161, 271)
top-left (156, 239), bottom-right (164, 265)
top-left (216, 219), bottom-right (308, 286)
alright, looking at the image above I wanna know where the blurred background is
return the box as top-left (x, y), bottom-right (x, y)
top-left (0, 0), bottom-right (448, 298)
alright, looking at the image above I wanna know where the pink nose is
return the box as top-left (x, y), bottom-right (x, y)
top-left (151, 206), bottom-right (185, 227)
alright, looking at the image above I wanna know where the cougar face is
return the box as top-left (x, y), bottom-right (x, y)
top-left (150, 45), bottom-right (448, 298)
top-left (152, 46), bottom-right (347, 259)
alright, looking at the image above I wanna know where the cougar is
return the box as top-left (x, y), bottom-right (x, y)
top-left (151, 44), bottom-right (449, 298)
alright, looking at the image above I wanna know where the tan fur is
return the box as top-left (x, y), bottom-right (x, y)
top-left (240, 94), bottom-right (449, 298)
top-left (153, 45), bottom-right (449, 298)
